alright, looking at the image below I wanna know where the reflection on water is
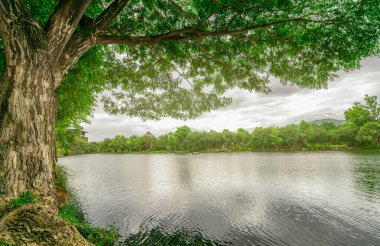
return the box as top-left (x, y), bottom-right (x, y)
top-left (353, 153), bottom-right (380, 198)
top-left (59, 152), bottom-right (380, 245)
top-left (124, 227), bottom-right (229, 246)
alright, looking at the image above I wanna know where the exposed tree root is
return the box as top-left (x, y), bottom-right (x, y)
top-left (0, 203), bottom-right (91, 245)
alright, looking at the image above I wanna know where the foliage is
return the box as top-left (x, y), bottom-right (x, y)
top-left (279, 124), bottom-right (301, 148)
top-left (55, 165), bottom-right (68, 189)
top-left (69, 142), bottom-right (100, 156)
top-left (303, 125), bottom-right (332, 144)
top-left (250, 126), bottom-right (282, 149)
top-left (56, 48), bottom-right (108, 130)
top-left (56, 127), bottom-right (82, 156)
top-left (173, 126), bottom-right (191, 150)
top-left (355, 122), bottom-right (380, 147)
top-left (345, 95), bottom-right (380, 147)
top-left (345, 95), bottom-right (380, 127)
top-left (336, 122), bottom-right (359, 146)
top-left (55, 48), bottom-right (110, 155)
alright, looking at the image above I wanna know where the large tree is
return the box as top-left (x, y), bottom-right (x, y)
top-left (0, 0), bottom-right (379, 205)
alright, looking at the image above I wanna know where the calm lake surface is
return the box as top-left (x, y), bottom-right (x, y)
top-left (59, 152), bottom-right (380, 245)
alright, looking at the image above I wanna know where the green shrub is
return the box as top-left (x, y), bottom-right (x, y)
top-left (55, 164), bottom-right (68, 189)
top-left (58, 203), bottom-right (85, 225)
top-left (77, 224), bottom-right (118, 246)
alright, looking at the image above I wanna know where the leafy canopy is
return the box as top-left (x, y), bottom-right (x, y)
top-left (1, 0), bottom-right (380, 126)
top-left (344, 95), bottom-right (380, 146)
top-left (345, 95), bottom-right (380, 127)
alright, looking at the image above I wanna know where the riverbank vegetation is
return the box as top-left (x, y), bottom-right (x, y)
top-left (56, 165), bottom-right (118, 245)
top-left (59, 96), bottom-right (380, 155)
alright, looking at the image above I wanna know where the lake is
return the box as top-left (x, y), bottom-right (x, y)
top-left (59, 152), bottom-right (380, 245)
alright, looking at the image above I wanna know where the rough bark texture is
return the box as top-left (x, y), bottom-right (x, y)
top-left (0, 203), bottom-right (91, 245)
top-left (0, 0), bottom-right (126, 244)
top-left (0, 2), bottom-right (57, 206)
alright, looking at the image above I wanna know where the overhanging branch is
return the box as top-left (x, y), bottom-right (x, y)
top-left (93, 0), bottom-right (130, 30)
top-left (96, 18), bottom-right (337, 45)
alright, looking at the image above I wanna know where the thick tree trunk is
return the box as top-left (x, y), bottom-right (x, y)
top-left (0, 24), bottom-right (58, 207)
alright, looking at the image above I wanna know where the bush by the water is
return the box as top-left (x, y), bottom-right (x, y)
top-left (58, 203), bottom-right (118, 246)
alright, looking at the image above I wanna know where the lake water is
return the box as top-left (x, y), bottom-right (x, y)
top-left (59, 152), bottom-right (380, 245)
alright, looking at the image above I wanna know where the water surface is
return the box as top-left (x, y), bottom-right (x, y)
top-left (59, 152), bottom-right (380, 245)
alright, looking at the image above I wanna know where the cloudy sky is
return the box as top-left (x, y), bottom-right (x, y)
top-left (83, 57), bottom-right (380, 142)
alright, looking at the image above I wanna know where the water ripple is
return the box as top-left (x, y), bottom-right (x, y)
top-left (59, 152), bottom-right (380, 245)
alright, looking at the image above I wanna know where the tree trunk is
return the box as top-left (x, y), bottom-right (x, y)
top-left (0, 25), bottom-right (58, 207)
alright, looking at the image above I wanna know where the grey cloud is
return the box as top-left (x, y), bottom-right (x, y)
top-left (286, 107), bottom-right (345, 125)
top-left (84, 57), bottom-right (380, 141)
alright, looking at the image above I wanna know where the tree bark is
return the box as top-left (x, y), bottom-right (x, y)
top-left (0, 17), bottom-right (58, 207)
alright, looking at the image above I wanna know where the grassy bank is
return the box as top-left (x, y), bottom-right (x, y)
top-left (56, 165), bottom-right (118, 245)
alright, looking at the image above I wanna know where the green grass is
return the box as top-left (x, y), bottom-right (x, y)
top-left (7, 191), bottom-right (39, 209)
top-left (0, 191), bottom-right (40, 219)
top-left (0, 241), bottom-right (12, 246)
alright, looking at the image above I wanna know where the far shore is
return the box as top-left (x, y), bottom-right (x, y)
top-left (58, 147), bottom-right (380, 157)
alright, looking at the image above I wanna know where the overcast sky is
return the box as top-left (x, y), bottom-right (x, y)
top-left (83, 57), bottom-right (380, 142)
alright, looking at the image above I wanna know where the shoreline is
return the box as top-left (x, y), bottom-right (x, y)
top-left (56, 165), bottom-right (118, 245)
top-left (59, 147), bottom-right (380, 157)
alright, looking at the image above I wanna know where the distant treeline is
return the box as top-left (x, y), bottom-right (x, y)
top-left (57, 95), bottom-right (380, 156)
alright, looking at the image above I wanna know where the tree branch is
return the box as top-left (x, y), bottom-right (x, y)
top-left (197, 0), bottom-right (248, 27)
top-left (45, 0), bottom-right (92, 59)
top-left (93, 0), bottom-right (130, 30)
top-left (153, 46), bottom-right (194, 88)
top-left (56, 31), bottom-right (96, 88)
top-left (96, 18), bottom-right (336, 45)
top-left (167, 0), bottom-right (199, 22)
top-left (57, 0), bottom-right (130, 83)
